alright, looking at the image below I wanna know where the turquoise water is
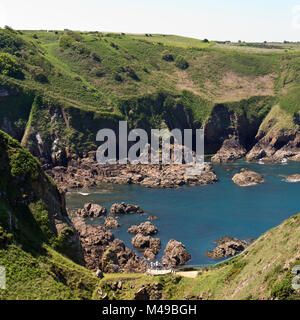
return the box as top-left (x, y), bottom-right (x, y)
top-left (66, 161), bottom-right (300, 266)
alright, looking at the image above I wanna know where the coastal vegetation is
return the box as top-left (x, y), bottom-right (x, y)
top-left (1, 27), bottom-right (300, 300)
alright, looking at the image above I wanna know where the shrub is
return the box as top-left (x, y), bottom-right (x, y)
top-left (270, 278), bottom-right (295, 300)
top-left (59, 35), bottom-right (73, 49)
top-left (94, 70), bottom-right (105, 78)
top-left (91, 52), bottom-right (101, 62)
top-left (0, 52), bottom-right (24, 79)
top-left (125, 66), bottom-right (140, 81)
top-left (114, 73), bottom-right (123, 82)
top-left (174, 55), bottom-right (189, 70)
top-left (162, 50), bottom-right (174, 62)
top-left (33, 72), bottom-right (48, 83)
top-left (110, 42), bottom-right (119, 50)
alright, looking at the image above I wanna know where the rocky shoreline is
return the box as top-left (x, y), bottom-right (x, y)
top-left (70, 202), bottom-right (193, 273)
top-left (46, 151), bottom-right (218, 193)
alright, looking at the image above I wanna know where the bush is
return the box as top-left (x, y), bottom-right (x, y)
top-left (94, 70), bottom-right (105, 78)
top-left (0, 52), bottom-right (24, 79)
top-left (270, 278), bottom-right (295, 300)
top-left (162, 50), bottom-right (174, 62)
top-left (110, 42), bottom-right (119, 50)
top-left (125, 66), bottom-right (140, 81)
top-left (174, 55), bottom-right (189, 70)
top-left (59, 35), bottom-right (73, 49)
top-left (33, 72), bottom-right (48, 83)
top-left (91, 52), bottom-right (101, 62)
top-left (114, 73), bottom-right (123, 82)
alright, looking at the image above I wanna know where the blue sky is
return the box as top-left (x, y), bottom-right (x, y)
top-left (0, 0), bottom-right (299, 42)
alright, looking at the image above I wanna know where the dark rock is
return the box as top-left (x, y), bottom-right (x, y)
top-left (206, 237), bottom-right (249, 259)
top-left (134, 286), bottom-right (150, 300)
top-left (110, 202), bottom-right (144, 215)
top-left (128, 221), bottom-right (158, 236)
top-left (162, 239), bottom-right (191, 268)
top-left (77, 202), bottom-right (107, 218)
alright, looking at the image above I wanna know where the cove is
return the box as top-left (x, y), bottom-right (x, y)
top-left (66, 160), bottom-right (300, 266)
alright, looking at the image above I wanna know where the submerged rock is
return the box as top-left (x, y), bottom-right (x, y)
top-left (232, 168), bottom-right (264, 186)
top-left (162, 239), bottom-right (191, 268)
top-left (206, 236), bottom-right (250, 259)
top-left (286, 174), bottom-right (300, 183)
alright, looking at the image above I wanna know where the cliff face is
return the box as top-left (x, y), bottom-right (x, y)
top-left (246, 105), bottom-right (300, 161)
top-left (0, 129), bottom-right (83, 263)
top-left (0, 28), bottom-right (300, 165)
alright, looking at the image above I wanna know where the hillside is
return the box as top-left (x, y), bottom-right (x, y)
top-left (0, 128), bottom-right (299, 300)
top-left (0, 28), bottom-right (300, 300)
top-left (0, 129), bottom-right (100, 299)
top-left (94, 213), bottom-right (300, 300)
top-left (0, 27), bottom-right (300, 165)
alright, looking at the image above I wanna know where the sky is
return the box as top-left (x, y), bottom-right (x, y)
top-left (0, 0), bottom-right (300, 42)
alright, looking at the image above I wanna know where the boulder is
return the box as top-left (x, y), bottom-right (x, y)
top-left (162, 239), bottom-right (191, 268)
top-left (232, 168), bottom-right (264, 187)
top-left (71, 217), bottom-right (145, 273)
top-left (206, 237), bottom-right (249, 259)
top-left (110, 202), bottom-right (144, 215)
top-left (104, 216), bottom-right (120, 229)
top-left (134, 286), bottom-right (149, 300)
top-left (128, 221), bottom-right (158, 236)
top-left (131, 234), bottom-right (161, 256)
top-left (77, 202), bottom-right (107, 218)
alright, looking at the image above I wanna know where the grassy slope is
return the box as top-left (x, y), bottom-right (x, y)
top-left (1, 27), bottom-right (300, 151)
top-left (0, 130), bottom-right (100, 299)
top-left (94, 213), bottom-right (300, 300)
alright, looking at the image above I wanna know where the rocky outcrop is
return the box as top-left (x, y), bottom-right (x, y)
top-left (110, 202), bottom-right (144, 215)
top-left (134, 282), bottom-right (164, 300)
top-left (131, 233), bottom-right (161, 260)
top-left (232, 168), bottom-right (264, 186)
top-left (286, 174), bottom-right (300, 183)
top-left (211, 137), bottom-right (247, 163)
top-left (72, 217), bottom-right (145, 272)
top-left (206, 236), bottom-right (250, 259)
top-left (128, 221), bottom-right (158, 236)
top-left (0, 130), bottom-right (83, 264)
top-left (246, 132), bottom-right (300, 162)
top-left (76, 202), bottom-right (107, 218)
top-left (245, 106), bottom-right (300, 162)
top-left (50, 157), bottom-right (218, 192)
top-left (104, 216), bottom-right (120, 229)
top-left (161, 239), bottom-right (191, 268)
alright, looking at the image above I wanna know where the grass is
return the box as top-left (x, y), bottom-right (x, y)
top-left (0, 244), bottom-right (100, 300)
top-left (1, 27), bottom-right (299, 153)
